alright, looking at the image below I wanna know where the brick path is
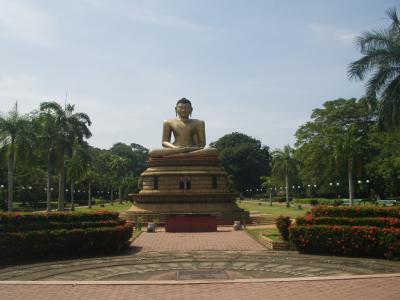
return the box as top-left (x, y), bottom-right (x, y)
top-left (1, 275), bottom-right (400, 300)
top-left (132, 229), bottom-right (265, 251)
top-left (3, 228), bottom-right (400, 299)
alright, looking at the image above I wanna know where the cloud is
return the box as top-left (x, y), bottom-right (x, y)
top-left (308, 22), bottom-right (357, 44)
top-left (83, 0), bottom-right (219, 33)
top-left (0, 0), bottom-right (53, 45)
top-left (126, 10), bottom-right (217, 32)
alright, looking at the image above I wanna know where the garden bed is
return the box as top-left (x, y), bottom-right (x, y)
top-left (258, 233), bottom-right (289, 250)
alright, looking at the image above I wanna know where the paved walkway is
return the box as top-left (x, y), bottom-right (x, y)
top-left (1, 275), bottom-right (400, 300)
top-left (2, 228), bottom-right (400, 299)
top-left (133, 229), bottom-right (265, 251)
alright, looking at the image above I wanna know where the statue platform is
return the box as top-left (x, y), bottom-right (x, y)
top-left (123, 154), bottom-right (249, 228)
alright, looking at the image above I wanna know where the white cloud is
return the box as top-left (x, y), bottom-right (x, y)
top-left (308, 22), bottom-right (357, 44)
top-left (0, 0), bottom-right (53, 45)
top-left (126, 10), bottom-right (217, 33)
top-left (83, 0), bottom-right (219, 33)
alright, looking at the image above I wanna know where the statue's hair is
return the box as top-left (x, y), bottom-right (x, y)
top-left (176, 98), bottom-right (192, 106)
top-left (175, 98), bottom-right (192, 116)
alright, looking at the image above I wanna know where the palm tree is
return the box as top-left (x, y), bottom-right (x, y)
top-left (271, 145), bottom-right (298, 207)
top-left (348, 7), bottom-right (400, 128)
top-left (0, 103), bottom-right (32, 211)
top-left (35, 110), bottom-right (58, 211)
top-left (65, 141), bottom-right (91, 210)
top-left (332, 124), bottom-right (368, 205)
top-left (260, 176), bottom-right (274, 206)
top-left (40, 102), bottom-right (91, 211)
top-left (81, 168), bottom-right (97, 208)
top-left (109, 155), bottom-right (130, 204)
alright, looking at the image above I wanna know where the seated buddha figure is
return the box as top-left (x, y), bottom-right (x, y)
top-left (149, 98), bottom-right (218, 158)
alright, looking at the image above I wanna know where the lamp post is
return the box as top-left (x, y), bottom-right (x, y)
top-left (365, 179), bottom-right (371, 200)
top-left (269, 188), bottom-right (273, 206)
top-left (0, 184), bottom-right (5, 210)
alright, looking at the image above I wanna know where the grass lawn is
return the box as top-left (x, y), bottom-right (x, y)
top-left (75, 202), bottom-right (132, 213)
top-left (246, 227), bottom-right (282, 242)
top-left (237, 200), bottom-right (309, 219)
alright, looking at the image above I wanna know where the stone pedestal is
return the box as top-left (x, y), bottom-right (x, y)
top-left (123, 154), bottom-right (249, 228)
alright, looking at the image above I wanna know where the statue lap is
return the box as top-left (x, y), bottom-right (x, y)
top-left (149, 147), bottom-right (218, 158)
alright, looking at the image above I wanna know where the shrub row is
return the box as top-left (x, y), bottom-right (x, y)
top-left (290, 225), bottom-right (400, 259)
top-left (0, 211), bottom-right (120, 226)
top-left (0, 224), bottom-right (133, 262)
top-left (296, 216), bottom-right (400, 228)
top-left (294, 199), bottom-right (338, 205)
top-left (311, 206), bottom-right (400, 218)
top-left (0, 220), bottom-right (125, 233)
top-left (276, 215), bottom-right (291, 241)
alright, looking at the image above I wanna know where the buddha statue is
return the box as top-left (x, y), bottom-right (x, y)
top-left (149, 98), bottom-right (218, 158)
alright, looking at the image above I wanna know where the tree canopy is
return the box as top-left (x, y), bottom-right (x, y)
top-left (348, 7), bottom-right (400, 129)
top-left (211, 132), bottom-right (271, 193)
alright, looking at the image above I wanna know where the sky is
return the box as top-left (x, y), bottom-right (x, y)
top-left (0, 0), bottom-right (398, 151)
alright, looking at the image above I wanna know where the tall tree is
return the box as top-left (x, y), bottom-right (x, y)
top-left (210, 132), bottom-right (271, 193)
top-left (295, 98), bottom-right (376, 203)
top-left (81, 168), bottom-right (97, 208)
top-left (271, 145), bottom-right (298, 207)
top-left (0, 103), bottom-right (32, 211)
top-left (35, 109), bottom-right (58, 211)
top-left (40, 102), bottom-right (91, 211)
top-left (65, 141), bottom-right (91, 210)
top-left (109, 155), bottom-right (130, 204)
top-left (348, 7), bottom-right (400, 128)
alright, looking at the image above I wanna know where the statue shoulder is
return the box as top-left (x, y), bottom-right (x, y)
top-left (191, 119), bottom-right (205, 125)
top-left (163, 118), bottom-right (177, 125)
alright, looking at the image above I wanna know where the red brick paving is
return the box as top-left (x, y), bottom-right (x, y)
top-left (132, 229), bottom-right (265, 251)
top-left (1, 276), bottom-right (400, 300)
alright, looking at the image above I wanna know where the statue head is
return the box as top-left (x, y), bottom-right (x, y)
top-left (175, 98), bottom-right (193, 117)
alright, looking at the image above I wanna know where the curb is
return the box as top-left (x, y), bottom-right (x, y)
top-left (1, 273), bottom-right (400, 285)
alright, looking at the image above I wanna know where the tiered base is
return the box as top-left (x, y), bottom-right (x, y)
top-left (123, 193), bottom-right (249, 225)
top-left (122, 152), bottom-right (249, 230)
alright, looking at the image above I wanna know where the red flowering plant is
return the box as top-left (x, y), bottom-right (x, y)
top-left (311, 206), bottom-right (400, 218)
top-left (289, 225), bottom-right (400, 259)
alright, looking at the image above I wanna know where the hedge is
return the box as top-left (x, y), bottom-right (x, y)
top-left (0, 211), bottom-right (120, 226)
top-left (293, 199), bottom-right (338, 205)
top-left (0, 220), bottom-right (125, 233)
top-left (0, 224), bottom-right (133, 261)
top-left (290, 225), bottom-right (400, 259)
top-left (311, 206), bottom-right (400, 218)
top-left (296, 216), bottom-right (400, 228)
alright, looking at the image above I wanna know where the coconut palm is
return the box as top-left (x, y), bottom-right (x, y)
top-left (109, 155), bottom-right (130, 204)
top-left (0, 103), bottom-right (33, 211)
top-left (271, 145), bottom-right (298, 207)
top-left (81, 168), bottom-right (97, 208)
top-left (348, 7), bottom-right (400, 128)
top-left (40, 102), bottom-right (91, 211)
top-left (66, 141), bottom-right (91, 210)
top-left (35, 110), bottom-right (58, 211)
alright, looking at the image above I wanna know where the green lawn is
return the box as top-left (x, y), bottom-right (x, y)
top-left (237, 200), bottom-right (309, 219)
top-left (75, 202), bottom-right (132, 213)
top-left (246, 227), bottom-right (282, 242)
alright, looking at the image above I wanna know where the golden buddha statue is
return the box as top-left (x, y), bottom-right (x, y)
top-left (149, 98), bottom-right (218, 157)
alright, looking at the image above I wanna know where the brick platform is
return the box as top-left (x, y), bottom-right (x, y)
top-left (165, 215), bottom-right (217, 232)
top-left (132, 229), bottom-right (265, 251)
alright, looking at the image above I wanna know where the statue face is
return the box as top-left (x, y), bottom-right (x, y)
top-left (175, 103), bottom-right (192, 118)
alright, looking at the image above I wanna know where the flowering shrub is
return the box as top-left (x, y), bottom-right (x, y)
top-left (275, 215), bottom-right (291, 241)
top-left (296, 216), bottom-right (400, 228)
top-left (0, 224), bottom-right (133, 262)
top-left (0, 220), bottom-right (125, 233)
top-left (289, 225), bottom-right (400, 259)
top-left (311, 206), bottom-right (400, 218)
top-left (0, 211), bottom-right (132, 262)
top-left (0, 211), bottom-right (119, 227)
